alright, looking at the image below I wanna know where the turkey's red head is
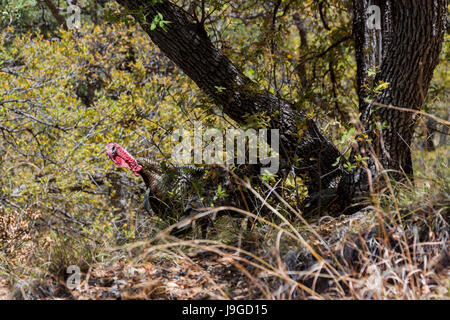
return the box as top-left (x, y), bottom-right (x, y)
top-left (105, 142), bottom-right (142, 177)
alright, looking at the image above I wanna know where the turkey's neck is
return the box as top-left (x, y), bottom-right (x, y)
top-left (137, 158), bottom-right (161, 193)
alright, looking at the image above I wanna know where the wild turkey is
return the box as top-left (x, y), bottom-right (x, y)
top-left (104, 142), bottom-right (235, 230)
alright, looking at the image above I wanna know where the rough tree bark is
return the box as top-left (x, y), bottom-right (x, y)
top-left (115, 0), bottom-right (446, 214)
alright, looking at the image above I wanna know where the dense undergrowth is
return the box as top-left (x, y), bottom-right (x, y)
top-left (1, 142), bottom-right (448, 299)
top-left (0, 1), bottom-right (448, 300)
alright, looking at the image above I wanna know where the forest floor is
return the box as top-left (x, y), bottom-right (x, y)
top-left (68, 252), bottom-right (257, 300)
top-left (0, 279), bottom-right (9, 300)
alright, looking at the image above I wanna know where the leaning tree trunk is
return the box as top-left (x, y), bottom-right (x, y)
top-left (336, 0), bottom-right (447, 212)
top-left (114, 0), bottom-right (446, 214)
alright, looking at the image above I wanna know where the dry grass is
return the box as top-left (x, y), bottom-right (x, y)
top-left (0, 143), bottom-right (448, 300)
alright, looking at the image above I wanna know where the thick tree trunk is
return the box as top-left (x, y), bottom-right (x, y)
top-left (336, 0), bottom-right (447, 212)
